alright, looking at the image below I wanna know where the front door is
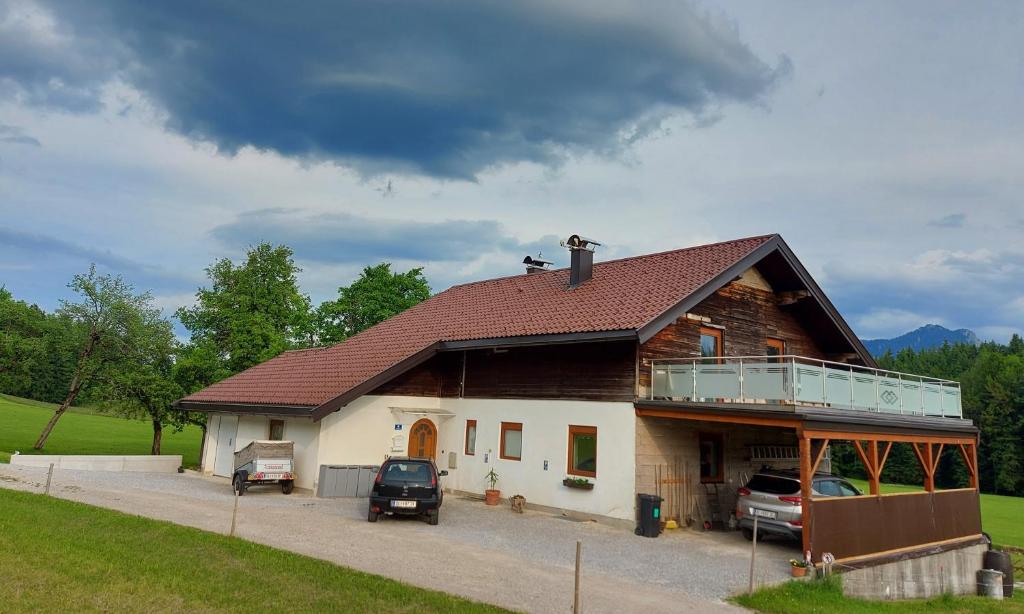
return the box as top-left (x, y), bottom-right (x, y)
top-left (409, 419), bottom-right (437, 459)
top-left (213, 415), bottom-right (239, 477)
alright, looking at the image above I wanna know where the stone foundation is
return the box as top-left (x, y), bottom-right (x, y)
top-left (839, 541), bottom-right (987, 600)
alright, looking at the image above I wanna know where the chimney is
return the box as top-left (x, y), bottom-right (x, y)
top-left (561, 234), bottom-right (600, 288)
top-left (523, 254), bottom-right (553, 274)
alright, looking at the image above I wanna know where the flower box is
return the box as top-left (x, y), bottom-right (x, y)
top-left (562, 478), bottom-right (594, 490)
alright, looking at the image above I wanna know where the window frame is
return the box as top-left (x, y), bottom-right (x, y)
top-left (698, 432), bottom-right (724, 484)
top-left (464, 419), bottom-right (477, 456)
top-left (699, 326), bottom-right (724, 363)
top-left (566, 425), bottom-right (597, 478)
top-left (499, 421), bottom-right (523, 461)
top-left (268, 419), bottom-right (285, 441)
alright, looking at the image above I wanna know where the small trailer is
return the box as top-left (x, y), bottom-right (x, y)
top-left (232, 440), bottom-right (295, 495)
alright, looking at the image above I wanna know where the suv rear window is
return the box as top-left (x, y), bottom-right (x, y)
top-left (380, 462), bottom-right (433, 484)
top-left (746, 474), bottom-right (800, 495)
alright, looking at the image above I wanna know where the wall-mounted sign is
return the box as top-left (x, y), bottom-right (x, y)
top-left (394, 424), bottom-right (403, 430)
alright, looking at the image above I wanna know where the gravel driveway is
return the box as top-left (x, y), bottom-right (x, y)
top-left (0, 464), bottom-right (793, 613)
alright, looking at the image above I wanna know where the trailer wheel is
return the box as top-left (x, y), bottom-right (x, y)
top-left (281, 480), bottom-right (294, 495)
top-left (232, 474), bottom-right (246, 496)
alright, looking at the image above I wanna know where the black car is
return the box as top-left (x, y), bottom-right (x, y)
top-left (368, 457), bottom-right (447, 525)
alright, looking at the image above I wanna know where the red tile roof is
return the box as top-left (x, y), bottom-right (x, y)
top-left (180, 234), bottom-right (775, 409)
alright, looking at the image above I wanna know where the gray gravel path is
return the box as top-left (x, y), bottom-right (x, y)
top-left (0, 464), bottom-right (793, 612)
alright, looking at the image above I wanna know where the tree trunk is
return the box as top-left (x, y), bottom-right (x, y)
top-left (151, 419), bottom-right (163, 455)
top-left (34, 332), bottom-right (97, 450)
top-left (33, 386), bottom-right (80, 449)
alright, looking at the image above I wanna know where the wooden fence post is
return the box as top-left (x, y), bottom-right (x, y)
top-left (229, 490), bottom-right (240, 537)
top-left (45, 463), bottom-right (54, 496)
top-left (573, 540), bottom-right (582, 614)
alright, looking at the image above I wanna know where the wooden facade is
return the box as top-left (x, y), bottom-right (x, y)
top-left (371, 340), bottom-right (636, 402)
top-left (637, 271), bottom-right (829, 394)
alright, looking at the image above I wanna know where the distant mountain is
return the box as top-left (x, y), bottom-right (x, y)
top-left (863, 324), bottom-right (979, 357)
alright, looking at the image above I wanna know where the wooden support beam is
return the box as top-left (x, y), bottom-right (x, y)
top-left (852, 440), bottom-right (879, 495)
top-left (971, 441), bottom-right (980, 491)
top-left (634, 408), bottom-right (801, 429)
top-left (957, 443), bottom-right (978, 490)
top-left (931, 443), bottom-right (945, 476)
top-left (923, 443), bottom-right (935, 492)
top-left (810, 438), bottom-right (831, 476)
top-left (799, 435), bottom-right (812, 558)
top-left (877, 441), bottom-right (894, 478)
top-left (868, 440), bottom-right (881, 496)
top-left (801, 429), bottom-right (975, 446)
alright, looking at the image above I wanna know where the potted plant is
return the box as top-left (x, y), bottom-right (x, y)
top-left (562, 477), bottom-right (594, 490)
top-left (789, 559), bottom-right (810, 578)
top-left (484, 468), bottom-right (501, 505)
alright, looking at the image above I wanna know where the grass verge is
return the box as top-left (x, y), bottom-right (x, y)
top-left (0, 489), bottom-right (508, 613)
top-left (0, 394), bottom-right (201, 466)
top-left (847, 478), bottom-right (1024, 547)
top-left (734, 575), bottom-right (1022, 613)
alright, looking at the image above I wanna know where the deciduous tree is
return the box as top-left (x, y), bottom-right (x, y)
top-left (315, 263), bottom-right (430, 344)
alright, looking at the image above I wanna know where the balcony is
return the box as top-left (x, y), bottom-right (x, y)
top-left (649, 355), bottom-right (962, 418)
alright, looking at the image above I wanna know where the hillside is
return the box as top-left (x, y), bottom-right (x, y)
top-left (864, 324), bottom-right (978, 356)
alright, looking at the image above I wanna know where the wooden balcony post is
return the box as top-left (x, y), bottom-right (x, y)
top-left (923, 443), bottom-right (935, 492)
top-left (868, 440), bottom-right (880, 496)
top-left (799, 433), bottom-right (812, 558)
top-left (971, 441), bottom-right (980, 491)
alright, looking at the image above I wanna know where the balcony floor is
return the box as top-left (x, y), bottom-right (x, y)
top-left (635, 398), bottom-right (977, 437)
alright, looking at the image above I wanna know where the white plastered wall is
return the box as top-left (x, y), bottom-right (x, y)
top-left (200, 413), bottom-right (320, 491)
top-left (316, 395), bottom-right (637, 521)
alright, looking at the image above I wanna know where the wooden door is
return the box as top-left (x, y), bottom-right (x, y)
top-left (409, 419), bottom-right (437, 459)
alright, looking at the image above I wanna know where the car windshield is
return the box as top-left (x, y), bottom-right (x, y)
top-left (746, 475), bottom-right (800, 495)
top-left (381, 462), bottom-right (432, 484)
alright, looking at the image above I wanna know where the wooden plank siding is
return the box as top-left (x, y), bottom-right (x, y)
top-left (637, 276), bottom-right (829, 396)
top-left (370, 341), bottom-right (636, 402)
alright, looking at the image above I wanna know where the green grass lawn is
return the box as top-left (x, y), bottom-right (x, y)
top-left (0, 489), bottom-right (507, 613)
top-left (734, 576), bottom-right (1022, 613)
top-left (847, 478), bottom-right (1024, 547)
top-left (0, 394), bottom-right (202, 467)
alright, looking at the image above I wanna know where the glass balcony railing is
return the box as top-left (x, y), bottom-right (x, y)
top-left (649, 355), bottom-right (963, 418)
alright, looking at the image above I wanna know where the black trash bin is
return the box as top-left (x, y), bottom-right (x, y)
top-left (984, 550), bottom-right (1014, 597)
top-left (635, 494), bottom-right (663, 538)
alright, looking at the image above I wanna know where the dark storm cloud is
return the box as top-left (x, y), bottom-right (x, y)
top-left (16, 1), bottom-right (788, 177)
top-left (211, 208), bottom-right (562, 265)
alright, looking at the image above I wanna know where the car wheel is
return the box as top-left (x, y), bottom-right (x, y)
top-left (367, 507), bottom-right (378, 523)
top-left (281, 480), bottom-right (294, 495)
top-left (741, 527), bottom-right (754, 541)
top-left (232, 474), bottom-right (245, 496)
top-left (428, 509), bottom-right (439, 526)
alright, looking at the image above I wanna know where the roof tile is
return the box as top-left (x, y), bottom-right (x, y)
top-left (181, 235), bottom-right (773, 407)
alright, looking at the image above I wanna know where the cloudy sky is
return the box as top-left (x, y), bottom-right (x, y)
top-left (1, 0), bottom-right (1021, 342)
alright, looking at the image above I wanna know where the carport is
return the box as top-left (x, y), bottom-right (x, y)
top-left (635, 400), bottom-right (982, 568)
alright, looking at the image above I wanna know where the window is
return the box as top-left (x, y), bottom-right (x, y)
top-left (464, 420), bottom-right (477, 456)
top-left (567, 425), bottom-right (597, 478)
top-left (269, 419), bottom-right (285, 441)
top-left (699, 433), bottom-right (724, 483)
top-left (766, 338), bottom-right (785, 363)
top-left (814, 479), bottom-right (841, 497)
top-left (500, 422), bottom-right (522, 461)
top-left (700, 327), bottom-right (723, 363)
top-left (838, 480), bottom-right (861, 497)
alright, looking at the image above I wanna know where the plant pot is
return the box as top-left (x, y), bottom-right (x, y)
top-left (562, 478), bottom-right (594, 490)
top-left (484, 489), bottom-right (501, 506)
top-left (791, 565), bottom-right (808, 578)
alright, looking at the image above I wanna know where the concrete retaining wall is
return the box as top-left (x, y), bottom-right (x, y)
top-left (840, 542), bottom-right (987, 600)
top-left (10, 454), bottom-right (183, 473)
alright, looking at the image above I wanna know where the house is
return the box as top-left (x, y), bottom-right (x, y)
top-left (177, 233), bottom-right (983, 589)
